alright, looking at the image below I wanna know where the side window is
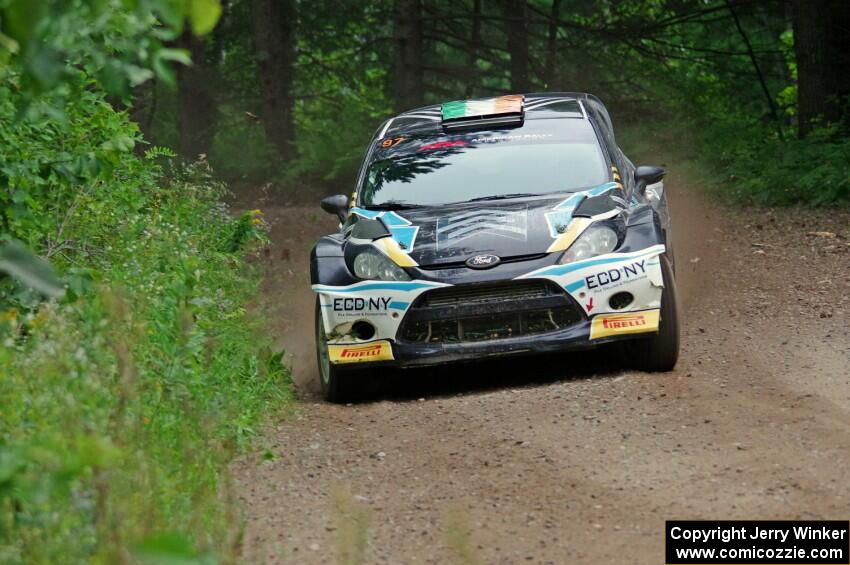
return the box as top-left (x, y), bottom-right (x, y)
top-left (583, 103), bottom-right (623, 181)
top-left (354, 121), bottom-right (389, 205)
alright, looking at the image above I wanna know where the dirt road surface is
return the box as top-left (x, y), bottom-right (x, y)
top-left (235, 142), bottom-right (850, 564)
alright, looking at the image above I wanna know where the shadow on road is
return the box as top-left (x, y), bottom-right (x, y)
top-left (343, 346), bottom-right (626, 403)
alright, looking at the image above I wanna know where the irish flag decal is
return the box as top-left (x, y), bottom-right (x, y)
top-left (441, 95), bottom-right (524, 121)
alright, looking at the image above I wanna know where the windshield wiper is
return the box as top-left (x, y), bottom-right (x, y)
top-left (464, 192), bottom-right (541, 202)
top-left (364, 201), bottom-right (423, 210)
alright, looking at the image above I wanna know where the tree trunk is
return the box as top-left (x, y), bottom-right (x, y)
top-left (544, 0), bottom-right (561, 89)
top-left (252, 0), bottom-right (297, 161)
top-left (129, 78), bottom-right (157, 145)
top-left (725, 0), bottom-right (784, 140)
top-left (826, 0), bottom-right (850, 132)
top-left (503, 0), bottom-right (530, 93)
top-left (177, 32), bottom-right (216, 159)
top-left (464, 0), bottom-right (482, 98)
top-left (393, 0), bottom-right (424, 112)
top-left (791, 0), bottom-right (842, 137)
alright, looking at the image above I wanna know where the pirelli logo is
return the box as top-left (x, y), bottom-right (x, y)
top-left (328, 340), bottom-right (394, 364)
top-left (603, 315), bottom-right (646, 329)
top-left (340, 344), bottom-right (383, 359)
top-left (590, 309), bottom-right (660, 340)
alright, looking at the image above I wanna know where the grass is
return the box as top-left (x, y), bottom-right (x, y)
top-left (0, 157), bottom-right (290, 563)
top-left (333, 486), bottom-right (372, 565)
top-left (444, 510), bottom-right (482, 565)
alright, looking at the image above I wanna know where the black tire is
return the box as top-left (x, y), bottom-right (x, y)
top-left (315, 298), bottom-right (352, 403)
top-left (664, 229), bottom-right (676, 274)
top-left (623, 255), bottom-right (680, 372)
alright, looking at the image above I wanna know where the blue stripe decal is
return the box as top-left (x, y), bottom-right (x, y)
top-left (531, 246), bottom-right (665, 278)
top-left (388, 301), bottom-right (410, 310)
top-left (552, 182), bottom-right (618, 211)
top-left (351, 207), bottom-right (381, 220)
top-left (313, 282), bottom-right (442, 293)
top-left (546, 182), bottom-right (620, 238)
top-left (351, 207), bottom-right (419, 250)
top-left (381, 211), bottom-right (412, 227)
top-left (553, 193), bottom-right (584, 211)
top-left (587, 182), bottom-right (620, 196)
top-left (387, 225), bottom-right (419, 250)
top-left (565, 280), bottom-right (586, 293)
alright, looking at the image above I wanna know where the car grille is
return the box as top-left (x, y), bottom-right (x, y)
top-left (418, 253), bottom-right (548, 271)
top-left (398, 280), bottom-right (583, 343)
top-left (423, 280), bottom-right (550, 307)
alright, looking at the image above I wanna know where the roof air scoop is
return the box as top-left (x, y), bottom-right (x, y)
top-left (441, 95), bottom-right (524, 131)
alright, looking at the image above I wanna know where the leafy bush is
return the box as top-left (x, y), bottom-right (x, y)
top-left (0, 68), bottom-right (288, 563)
top-left (0, 0), bottom-right (220, 101)
top-left (692, 117), bottom-right (850, 207)
top-left (620, 89), bottom-right (849, 208)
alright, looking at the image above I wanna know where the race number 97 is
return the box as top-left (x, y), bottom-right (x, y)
top-left (380, 137), bottom-right (404, 148)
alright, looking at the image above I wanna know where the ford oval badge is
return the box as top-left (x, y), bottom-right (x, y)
top-left (466, 254), bottom-right (501, 269)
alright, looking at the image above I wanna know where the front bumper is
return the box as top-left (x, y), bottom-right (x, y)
top-left (381, 319), bottom-right (603, 368)
top-left (314, 245), bottom-right (666, 368)
top-left (325, 307), bottom-right (660, 368)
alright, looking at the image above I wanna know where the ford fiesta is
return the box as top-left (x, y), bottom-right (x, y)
top-left (311, 93), bottom-right (679, 402)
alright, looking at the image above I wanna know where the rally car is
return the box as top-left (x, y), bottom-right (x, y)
top-left (311, 93), bottom-right (679, 402)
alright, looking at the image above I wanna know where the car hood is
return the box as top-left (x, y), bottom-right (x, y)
top-left (373, 197), bottom-right (566, 267)
top-left (351, 182), bottom-right (628, 267)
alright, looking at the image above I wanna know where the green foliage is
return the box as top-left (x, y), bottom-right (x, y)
top-left (209, 105), bottom-right (278, 181)
top-left (131, 531), bottom-right (217, 565)
top-left (0, 0), bottom-right (222, 104)
top-left (0, 73), bottom-right (143, 246)
top-left (0, 36), bottom-right (287, 565)
top-left (143, 0), bottom-right (394, 185)
top-left (0, 240), bottom-right (64, 299)
top-left (291, 96), bottom-right (390, 185)
top-left (0, 151), bottom-right (288, 563)
top-left (588, 1), bottom-right (848, 207)
top-left (699, 120), bottom-right (850, 206)
top-left (128, 0), bottom-right (850, 206)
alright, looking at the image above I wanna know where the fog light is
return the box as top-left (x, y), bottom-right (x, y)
top-left (609, 292), bottom-right (633, 310)
top-left (351, 320), bottom-right (376, 340)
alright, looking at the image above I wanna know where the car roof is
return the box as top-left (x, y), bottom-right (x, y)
top-left (378, 93), bottom-right (615, 140)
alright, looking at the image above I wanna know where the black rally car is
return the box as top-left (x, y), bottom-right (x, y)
top-left (311, 93), bottom-right (678, 402)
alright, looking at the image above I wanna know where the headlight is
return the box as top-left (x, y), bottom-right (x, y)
top-left (558, 225), bottom-right (618, 264)
top-left (353, 247), bottom-right (411, 281)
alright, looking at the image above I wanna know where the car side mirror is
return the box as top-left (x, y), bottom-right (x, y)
top-left (634, 165), bottom-right (666, 195)
top-left (320, 194), bottom-right (349, 223)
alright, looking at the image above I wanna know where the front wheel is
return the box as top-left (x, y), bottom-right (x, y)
top-left (315, 298), bottom-right (351, 403)
top-left (622, 255), bottom-right (680, 372)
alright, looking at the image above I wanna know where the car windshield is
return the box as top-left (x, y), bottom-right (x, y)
top-left (360, 120), bottom-right (609, 207)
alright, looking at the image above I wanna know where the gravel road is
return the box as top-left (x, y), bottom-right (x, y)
top-left (234, 145), bottom-right (850, 564)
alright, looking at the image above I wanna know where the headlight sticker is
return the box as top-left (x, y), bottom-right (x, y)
top-left (351, 207), bottom-right (420, 252)
top-left (545, 217), bottom-right (592, 253)
top-left (372, 237), bottom-right (418, 267)
top-left (544, 182), bottom-right (621, 239)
